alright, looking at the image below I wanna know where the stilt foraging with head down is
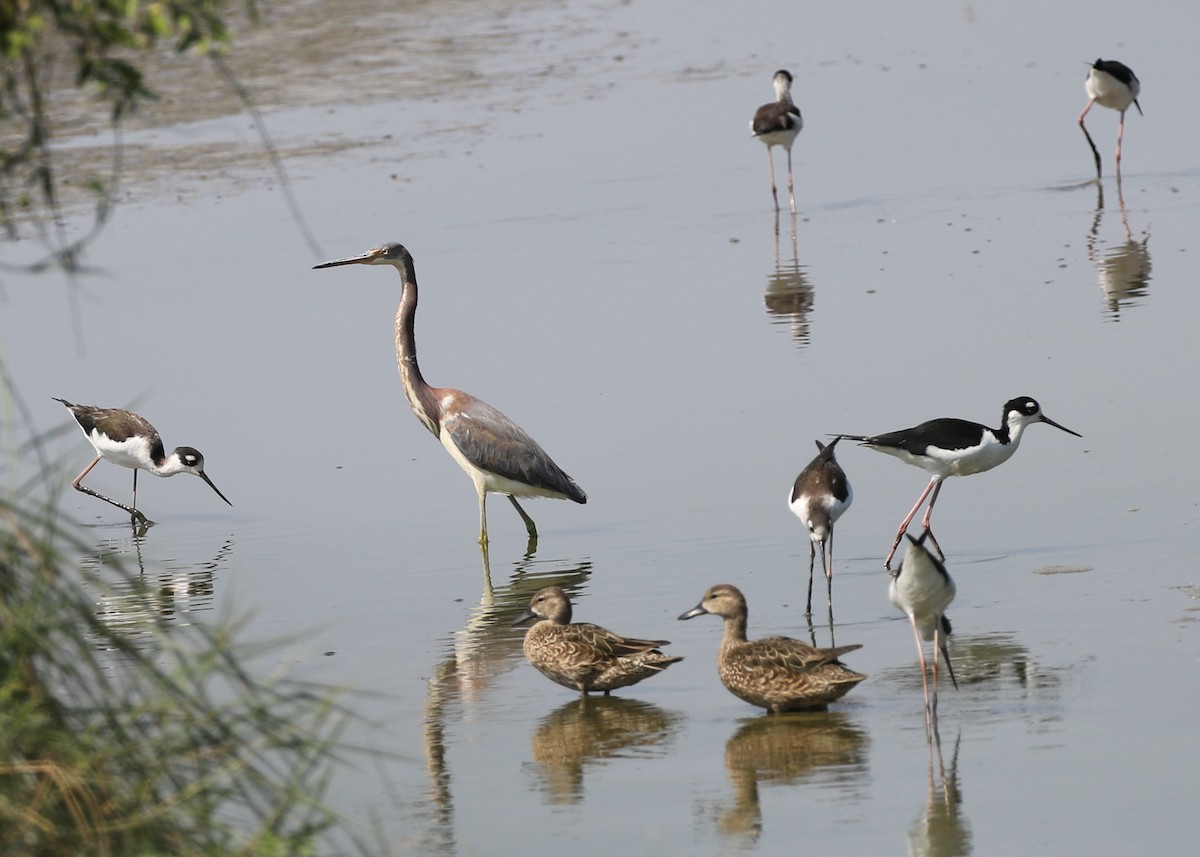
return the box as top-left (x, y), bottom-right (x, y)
top-left (890, 530), bottom-right (958, 717)
top-left (1078, 58), bottom-right (1142, 180)
top-left (54, 397), bottom-right (231, 527)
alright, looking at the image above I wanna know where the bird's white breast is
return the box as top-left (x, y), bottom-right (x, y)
top-left (88, 429), bottom-right (156, 471)
top-left (928, 432), bottom-right (1018, 476)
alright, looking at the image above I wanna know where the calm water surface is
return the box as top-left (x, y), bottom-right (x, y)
top-left (3, 0), bottom-right (1198, 854)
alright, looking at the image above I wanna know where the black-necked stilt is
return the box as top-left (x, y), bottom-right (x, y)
top-left (678, 583), bottom-right (867, 712)
top-left (751, 69), bottom-right (803, 214)
top-left (512, 586), bottom-right (682, 696)
top-left (788, 437), bottom-right (853, 615)
top-left (1078, 59), bottom-right (1142, 179)
top-left (841, 397), bottom-right (1081, 569)
top-left (54, 397), bottom-right (231, 526)
top-left (890, 531), bottom-right (957, 716)
top-left (313, 243), bottom-right (586, 549)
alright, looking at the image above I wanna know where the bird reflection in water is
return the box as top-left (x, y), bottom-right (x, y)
top-left (417, 550), bottom-right (591, 854)
top-left (1087, 183), bottom-right (1151, 320)
top-left (763, 209), bottom-right (814, 346)
top-left (907, 725), bottom-right (972, 857)
top-left (884, 631), bottom-right (1061, 717)
top-left (82, 532), bottom-right (234, 649)
top-left (527, 696), bottom-right (683, 805)
top-left (707, 713), bottom-right (868, 843)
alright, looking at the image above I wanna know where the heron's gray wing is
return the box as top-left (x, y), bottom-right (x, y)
top-left (441, 394), bottom-right (586, 501)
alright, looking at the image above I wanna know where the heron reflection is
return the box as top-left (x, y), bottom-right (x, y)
top-left (418, 550), bottom-right (591, 853)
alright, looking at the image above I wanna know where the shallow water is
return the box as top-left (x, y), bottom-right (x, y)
top-left (4, 0), bottom-right (1199, 853)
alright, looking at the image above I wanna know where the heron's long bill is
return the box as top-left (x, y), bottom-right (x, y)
top-left (312, 250), bottom-right (379, 269)
top-left (199, 471), bottom-right (233, 506)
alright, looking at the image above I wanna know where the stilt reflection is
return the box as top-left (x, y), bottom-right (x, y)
top-left (763, 208), bottom-right (814, 346)
top-left (1087, 181), bottom-right (1151, 320)
top-left (884, 632), bottom-right (1062, 718)
top-left (907, 724), bottom-right (971, 857)
top-left (81, 532), bottom-right (235, 648)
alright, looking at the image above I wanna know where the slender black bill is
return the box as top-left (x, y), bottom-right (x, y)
top-left (1041, 415), bottom-right (1082, 438)
top-left (200, 472), bottom-right (233, 506)
top-left (678, 605), bottom-right (708, 621)
top-left (512, 608), bottom-right (538, 627)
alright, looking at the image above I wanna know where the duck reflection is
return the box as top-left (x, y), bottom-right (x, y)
top-left (528, 696), bottom-right (683, 805)
top-left (712, 712), bottom-right (868, 842)
top-left (907, 725), bottom-right (972, 857)
top-left (418, 549), bottom-right (592, 853)
top-left (763, 209), bottom-right (815, 346)
top-left (82, 532), bottom-right (234, 647)
top-left (1087, 183), bottom-right (1151, 320)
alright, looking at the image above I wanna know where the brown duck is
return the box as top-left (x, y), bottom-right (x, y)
top-left (514, 586), bottom-right (682, 696)
top-left (678, 584), bottom-right (866, 712)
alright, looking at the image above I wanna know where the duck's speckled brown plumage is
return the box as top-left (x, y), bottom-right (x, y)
top-left (679, 584), bottom-right (866, 712)
top-left (514, 586), bottom-right (682, 696)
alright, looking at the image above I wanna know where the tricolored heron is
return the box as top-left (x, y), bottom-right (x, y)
top-left (313, 243), bottom-right (586, 548)
top-left (54, 397), bottom-right (231, 526)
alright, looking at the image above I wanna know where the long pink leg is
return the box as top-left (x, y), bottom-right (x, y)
top-left (919, 481), bottom-right (946, 561)
top-left (884, 478), bottom-right (940, 569)
top-left (931, 625), bottom-right (942, 713)
top-left (71, 456), bottom-right (149, 525)
top-left (1078, 98), bottom-right (1102, 178)
top-left (785, 146), bottom-right (797, 214)
top-left (825, 526), bottom-right (834, 590)
top-left (1115, 108), bottom-right (1128, 177)
top-left (767, 148), bottom-right (780, 210)
top-left (910, 615), bottom-right (932, 712)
